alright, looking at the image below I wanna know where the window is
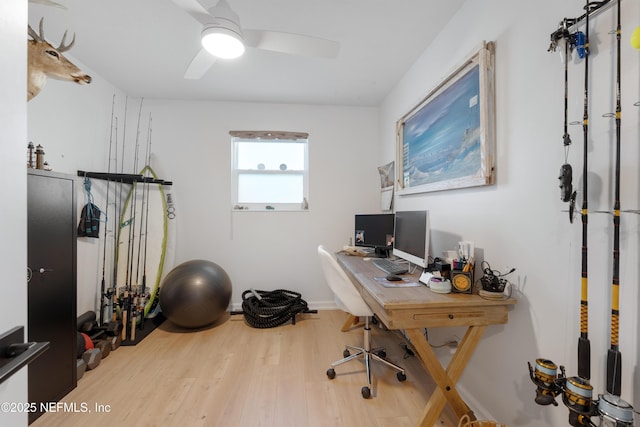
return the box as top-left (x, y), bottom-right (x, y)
top-left (231, 131), bottom-right (309, 211)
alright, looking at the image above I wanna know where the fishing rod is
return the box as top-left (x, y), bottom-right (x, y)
top-left (558, 6), bottom-right (595, 424)
top-left (139, 116), bottom-right (153, 329)
top-left (130, 179), bottom-right (145, 339)
top-left (132, 114), bottom-right (152, 334)
top-left (598, 4), bottom-right (635, 424)
top-left (133, 141), bottom-right (148, 315)
top-left (121, 177), bottom-right (135, 341)
top-left (606, 0), bottom-right (622, 398)
top-left (558, 19), bottom-right (578, 223)
top-left (117, 97), bottom-right (128, 335)
top-left (133, 99), bottom-right (146, 340)
top-left (577, 0), bottom-right (591, 387)
top-left (127, 98), bottom-right (145, 342)
top-left (99, 94), bottom-right (116, 326)
top-left (121, 96), bottom-right (140, 341)
top-left (110, 113), bottom-right (118, 324)
top-left (562, 26), bottom-right (573, 151)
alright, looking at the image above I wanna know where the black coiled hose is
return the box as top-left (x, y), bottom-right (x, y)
top-left (241, 289), bottom-right (313, 328)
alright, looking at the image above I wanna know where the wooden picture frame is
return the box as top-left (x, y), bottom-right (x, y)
top-left (396, 41), bottom-right (496, 194)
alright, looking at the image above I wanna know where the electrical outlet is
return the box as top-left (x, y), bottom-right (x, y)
top-left (448, 335), bottom-right (460, 354)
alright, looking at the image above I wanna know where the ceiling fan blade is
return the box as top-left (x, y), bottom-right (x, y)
top-left (29, 0), bottom-right (67, 9)
top-left (171, 0), bottom-right (212, 25)
top-left (244, 30), bottom-right (340, 59)
top-left (184, 48), bottom-right (218, 79)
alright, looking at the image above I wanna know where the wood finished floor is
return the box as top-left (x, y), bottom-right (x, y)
top-left (32, 310), bottom-right (457, 427)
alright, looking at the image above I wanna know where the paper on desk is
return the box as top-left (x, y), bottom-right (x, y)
top-left (373, 276), bottom-right (421, 288)
top-left (380, 186), bottom-right (393, 211)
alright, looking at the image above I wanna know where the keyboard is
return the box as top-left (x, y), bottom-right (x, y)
top-left (372, 258), bottom-right (408, 275)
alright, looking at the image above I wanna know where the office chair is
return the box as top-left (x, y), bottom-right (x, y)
top-left (317, 245), bottom-right (406, 398)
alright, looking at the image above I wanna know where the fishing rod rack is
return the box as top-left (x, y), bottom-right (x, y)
top-left (548, 0), bottom-right (614, 51)
top-left (77, 170), bottom-right (173, 186)
top-left (533, 1), bottom-right (636, 425)
top-left (77, 169), bottom-right (173, 346)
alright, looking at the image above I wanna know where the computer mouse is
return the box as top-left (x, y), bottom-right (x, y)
top-left (386, 274), bottom-right (403, 281)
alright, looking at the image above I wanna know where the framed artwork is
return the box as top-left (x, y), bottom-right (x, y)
top-left (396, 41), bottom-right (496, 194)
top-left (378, 161), bottom-right (394, 211)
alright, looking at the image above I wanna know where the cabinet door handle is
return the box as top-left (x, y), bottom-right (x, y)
top-left (38, 268), bottom-right (54, 274)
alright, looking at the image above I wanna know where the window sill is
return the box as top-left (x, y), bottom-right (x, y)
top-left (232, 206), bottom-right (309, 212)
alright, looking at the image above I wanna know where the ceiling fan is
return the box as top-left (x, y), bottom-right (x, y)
top-left (172, 0), bottom-right (340, 79)
top-left (29, 0), bottom-right (67, 9)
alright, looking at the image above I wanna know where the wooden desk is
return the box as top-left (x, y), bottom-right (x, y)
top-left (336, 253), bottom-right (516, 427)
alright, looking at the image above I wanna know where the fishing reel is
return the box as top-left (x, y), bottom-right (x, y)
top-left (562, 376), bottom-right (598, 426)
top-left (597, 393), bottom-right (634, 427)
top-left (528, 358), bottom-right (564, 406)
top-left (558, 163), bottom-right (577, 223)
top-left (559, 163), bottom-right (575, 203)
top-left (528, 359), bottom-right (636, 426)
top-left (528, 359), bottom-right (598, 426)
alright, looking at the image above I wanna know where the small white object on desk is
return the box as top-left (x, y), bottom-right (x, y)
top-left (419, 270), bottom-right (452, 293)
top-left (419, 271), bottom-right (434, 285)
top-left (428, 277), bottom-right (452, 294)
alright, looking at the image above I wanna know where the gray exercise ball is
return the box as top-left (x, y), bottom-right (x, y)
top-left (160, 260), bottom-right (232, 328)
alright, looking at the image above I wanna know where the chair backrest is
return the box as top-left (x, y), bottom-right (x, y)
top-left (317, 245), bottom-right (373, 317)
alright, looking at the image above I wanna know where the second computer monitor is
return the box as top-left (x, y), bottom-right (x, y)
top-left (354, 213), bottom-right (395, 252)
top-left (392, 210), bottom-right (430, 268)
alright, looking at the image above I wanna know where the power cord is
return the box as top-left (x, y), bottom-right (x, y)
top-left (396, 329), bottom-right (461, 362)
top-left (400, 343), bottom-right (415, 359)
top-left (429, 340), bottom-right (459, 349)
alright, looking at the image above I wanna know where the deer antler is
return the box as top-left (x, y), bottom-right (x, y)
top-left (27, 18), bottom-right (75, 51)
top-left (27, 18), bottom-right (44, 42)
top-left (57, 30), bottom-right (75, 52)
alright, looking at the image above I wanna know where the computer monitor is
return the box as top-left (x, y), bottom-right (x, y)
top-left (354, 213), bottom-right (395, 254)
top-left (392, 210), bottom-right (430, 267)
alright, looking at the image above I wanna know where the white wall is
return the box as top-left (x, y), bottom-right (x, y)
top-left (28, 87), bottom-right (381, 314)
top-left (380, 0), bottom-right (639, 425)
top-left (0, 1), bottom-right (29, 425)
top-left (27, 53), bottom-right (127, 316)
top-left (141, 99), bottom-right (381, 308)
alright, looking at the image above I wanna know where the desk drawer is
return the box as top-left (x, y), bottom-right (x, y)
top-left (389, 306), bottom-right (508, 329)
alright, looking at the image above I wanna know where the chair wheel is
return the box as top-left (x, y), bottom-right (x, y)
top-left (326, 368), bottom-right (336, 379)
top-left (343, 349), bottom-right (350, 358)
top-left (361, 386), bottom-right (371, 398)
top-left (397, 371), bottom-right (407, 382)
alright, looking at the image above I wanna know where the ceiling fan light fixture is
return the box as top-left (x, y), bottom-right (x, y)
top-left (201, 24), bottom-right (245, 59)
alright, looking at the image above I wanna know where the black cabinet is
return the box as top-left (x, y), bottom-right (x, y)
top-left (27, 170), bottom-right (77, 424)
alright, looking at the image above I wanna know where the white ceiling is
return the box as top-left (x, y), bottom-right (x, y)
top-left (28, 0), bottom-right (466, 107)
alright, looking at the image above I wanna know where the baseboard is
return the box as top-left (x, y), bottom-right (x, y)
top-left (457, 383), bottom-right (495, 421)
top-left (229, 300), bottom-right (338, 312)
top-left (309, 301), bottom-right (340, 310)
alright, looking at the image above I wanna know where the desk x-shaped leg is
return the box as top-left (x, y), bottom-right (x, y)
top-left (405, 325), bottom-right (487, 427)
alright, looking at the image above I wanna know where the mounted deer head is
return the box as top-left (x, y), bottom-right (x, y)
top-left (27, 18), bottom-right (92, 101)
